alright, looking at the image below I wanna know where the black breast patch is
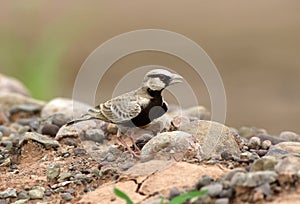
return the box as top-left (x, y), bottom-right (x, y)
top-left (120, 89), bottom-right (168, 127)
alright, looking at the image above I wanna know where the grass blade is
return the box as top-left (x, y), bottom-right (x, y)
top-left (113, 187), bottom-right (134, 204)
top-left (169, 190), bottom-right (208, 204)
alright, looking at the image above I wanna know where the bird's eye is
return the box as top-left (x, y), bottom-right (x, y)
top-left (160, 75), bottom-right (167, 81)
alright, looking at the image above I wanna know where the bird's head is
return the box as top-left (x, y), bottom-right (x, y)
top-left (142, 69), bottom-right (183, 91)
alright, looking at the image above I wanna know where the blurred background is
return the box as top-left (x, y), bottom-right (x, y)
top-left (1, 1), bottom-right (300, 134)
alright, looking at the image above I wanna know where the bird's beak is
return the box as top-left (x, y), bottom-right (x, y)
top-left (170, 73), bottom-right (183, 85)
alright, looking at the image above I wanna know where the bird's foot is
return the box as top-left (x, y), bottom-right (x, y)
top-left (117, 136), bottom-right (140, 158)
top-left (124, 148), bottom-right (140, 158)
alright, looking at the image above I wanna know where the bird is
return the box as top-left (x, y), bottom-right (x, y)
top-left (66, 69), bottom-right (183, 157)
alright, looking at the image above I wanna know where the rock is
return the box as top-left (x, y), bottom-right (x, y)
top-left (201, 183), bottom-right (223, 197)
top-left (215, 198), bottom-right (229, 204)
top-left (168, 188), bottom-right (181, 200)
top-left (55, 119), bottom-right (104, 141)
top-left (47, 164), bottom-right (61, 181)
top-left (60, 192), bottom-right (73, 201)
top-left (13, 199), bottom-right (29, 204)
top-left (0, 93), bottom-right (45, 112)
top-left (253, 183), bottom-right (273, 202)
top-left (272, 142), bottom-right (300, 154)
top-left (28, 186), bottom-right (45, 199)
top-left (106, 123), bottom-right (118, 134)
top-left (65, 188), bottom-right (76, 196)
top-left (170, 116), bottom-right (190, 130)
top-left (51, 113), bottom-right (69, 127)
top-left (0, 188), bottom-right (17, 198)
top-left (261, 140), bottom-right (272, 150)
top-left (44, 189), bottom-right (53, 197)
top-left (20, 132), bottom-right (59, 149)
top-left (255, 149), bottom-right (268, 157)
top-left (17, 191), bottom-right (30, 200)
top-left (140, 131), bottom-right (202, 160)
top-left (73, 148), bottom-right (87, 156)
top-left (0, 73), bottom-right (30, 96)
top-left (51, 181), bottom-right (72, 189)
top-left (194, 194), bottom-right (212, 204)
top-left (219, 189), bottom-right (234, 199)
top-left (265, 147), bottom-right (290, 158)
top-left (256, 134), bottom-right (288, 145)
top-left (0, 126), bottom-right (11, 136)
top-left (247, 137), bottom-right (261, 150)
top-left (0, 107), bottom-right (8, 124)
top-left (250, 157), bottom-right (279, 172)
top-left (85, 129), bottom-right (105, 143)
top-left (238, 126), bottom-right (267, 139)
top-left (231, 171), bottom-right (277, 187)
top-left (120, 161), bottom-right (135, 171)
top-left (17, 118), bottom-right (39, 129)
top-left (58, 172), bottom-right (73, 182)
top-left (9, 104), bottom-right (40, 122)
top-left (135, 134), bottom-right (153, 150)
top-left (195, 175), bottom-right (214, 189)
top-left (41, 98), bottom-right (92, 120)
top-left (41, 124), bottom-right (60, 137)
top-left (223, 168), bottom-right (246, 182)
top-left (106, 153), bottom-right (116, 162)
top-left (0, 158), bottom-right (11, 167)
top-left (179, 120), bottom-right (241, 160)
top-left (275, 156), bottom-right (300, 175)
top-left (182, 106), bottom-right (210, 120)
top-left (278, 131), bottom-right (300, 142)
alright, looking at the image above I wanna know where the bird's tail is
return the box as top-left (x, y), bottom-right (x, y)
top-left (66, 113), bottom-right (98, 126)
top-left (65, 106), bottom-right (105, 126)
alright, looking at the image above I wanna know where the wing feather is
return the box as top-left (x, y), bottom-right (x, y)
top-left (88, 91), bottom-right (142, 124)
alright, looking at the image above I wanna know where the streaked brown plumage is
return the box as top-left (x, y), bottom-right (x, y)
top-left (67, 69), bottom-right (183, 157)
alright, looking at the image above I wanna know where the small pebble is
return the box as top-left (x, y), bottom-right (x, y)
top-left (60, 192), bottom-right (73, 201)
top-left (54, 187), bottom-right (65, 193)
top-left (279, 131), bottom-right (300, 142)
top-left (85, 129), bottom-right (105, 143)
top-left (106, 153), bottom-right (116, 162)
top-left (58, 172), bottom-right (73, 182)
top-left (255, 149), bottom-right (268, 157)
top-left (52, 114), bottom-right (69, 127)
top-left (201, 183), bottom-right (223, 197)
top-left (195, 175), bottom-right (214, 189)
top-left (169, 188), bottom-right (181, 200)
top-left (0, 188), bottom-right (17, 198)
top-left (64, 139), bottom-right (78, 147)
top-left (44, 189), bottom-right (53, 197)
top-left (17, 191), bottom-right (29, 200)
top-left (221, 151), bottom-right (233, 160)
top-left (261, 140), bottom-right (272, 150)
top-left (28, 186), bottom-right (45, 199)
top-left (47, 164), bottom-right (61, 181)
top-left (215, 198), bottom-right (229, 204)
top-left (65, 188), bottom-right (76, 196)
top-left (83, 187), bottom-right (92, 193)
top-left (135, 134), bottom-right (153, 149)
top-left (248, 137), bottom-right (261, 149)
top-left (41, 124), bottom-right (60, 137)
top-left (73, 148), bottom-right (86, 156)
top-left (107, 123), bottom-right (118, 134)
top-left (120, 162), bottom-right (135, 171)
top-left (0, 126), bottom-right (11, 136)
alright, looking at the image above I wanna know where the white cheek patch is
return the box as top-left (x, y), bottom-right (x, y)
top-left (147, 78), bottom-right (165, 90)
top-left (139, 97), bottom-right (150, 108)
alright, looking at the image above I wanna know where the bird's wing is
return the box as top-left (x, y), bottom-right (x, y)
top-left (88, 91), bottom-right (142, 124)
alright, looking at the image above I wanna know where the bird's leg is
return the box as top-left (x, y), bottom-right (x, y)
top-left (127, 130), bottom-right (141, 154)
top-left (117, 131), bottom-right (139, 158)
